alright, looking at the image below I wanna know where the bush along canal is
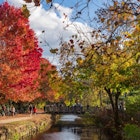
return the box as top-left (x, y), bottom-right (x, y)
top-left (32, 114), bottom-right (111, 140)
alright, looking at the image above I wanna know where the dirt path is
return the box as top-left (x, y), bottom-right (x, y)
top-left (0, 112), bottom-right (48, 124)
top-left (0, 115), bottom-right (32, 124)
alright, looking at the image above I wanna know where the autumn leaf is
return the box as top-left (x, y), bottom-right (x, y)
top-left (50, 48), bottom-right (58, 54)
top-left (22, 4), bottom-right (30, 18)
top-left (46, 0), bottom-right (52, 3)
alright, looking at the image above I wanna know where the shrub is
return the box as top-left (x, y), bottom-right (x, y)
top-left (123, 124), bottom-right (140, 140)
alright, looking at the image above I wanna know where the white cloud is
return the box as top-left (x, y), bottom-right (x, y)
top-left (6, 0), bottom-right (93, 67)
top-left (7, 0), bottom-right (27, 7)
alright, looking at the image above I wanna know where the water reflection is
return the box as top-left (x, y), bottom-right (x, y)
top-left (42, 132), bottom-right (80, 140)
top-left (34, 126), bottom-right (101, 140)
top-left (59, 114), bottom-right (81, 121)
top-left (33, 115), bottom-right (108, 140)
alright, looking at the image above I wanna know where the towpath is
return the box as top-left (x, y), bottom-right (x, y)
top-left (0, 110), bottom-right (49, 125)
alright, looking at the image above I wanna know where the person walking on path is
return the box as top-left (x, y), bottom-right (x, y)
top-left (11, 105), bottom-right (16, 116)
top-left (1, 105), bottom-right (6, 116)
top-left (29, 104), bottom-right (33, 116)
top-left (33, 105), bottom-right (37, 115)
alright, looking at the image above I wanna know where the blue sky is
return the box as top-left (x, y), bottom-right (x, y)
top-left (0, 0), bottom-right (105, 25)
top-left (41, 0), bottom-right (106, 25)
top-left (0, 0), bottom-right (106, 67)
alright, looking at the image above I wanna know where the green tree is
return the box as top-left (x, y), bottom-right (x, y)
top-left (56, 0), bottom-right (140, 135)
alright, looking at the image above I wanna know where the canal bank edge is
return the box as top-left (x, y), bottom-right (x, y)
top-left (0, 114), bottom-right (54, 140)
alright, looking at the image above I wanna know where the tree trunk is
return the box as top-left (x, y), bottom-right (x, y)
top-left (105, 88), bottom-right (121, 131)
top-left (114, 93), bottom-right (121, 130)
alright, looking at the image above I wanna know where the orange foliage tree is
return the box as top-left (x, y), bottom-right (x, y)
top-left (0, 2), bottom-right (42, 102)
top-left (38, 58), bottom-right (58, 102)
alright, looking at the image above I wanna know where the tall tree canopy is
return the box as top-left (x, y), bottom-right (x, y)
top-left (0, 2), bottom-right (43, 102)
top-left (56, 0), bottom-right (140, 131)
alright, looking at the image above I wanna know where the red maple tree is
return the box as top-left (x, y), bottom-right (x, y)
top-left (0, 2), bottom-right (42, 102)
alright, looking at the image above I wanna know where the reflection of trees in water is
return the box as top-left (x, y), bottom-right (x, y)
top-left (35, 125), bottom-right (110, 140)
top-left (63, 126), bottom-right (107, 140)
top-left (71, 127), bottom-right (82, 135)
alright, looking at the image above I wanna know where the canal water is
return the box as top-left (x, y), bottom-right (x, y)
top-left (32, 114), bottom-right (109, 140)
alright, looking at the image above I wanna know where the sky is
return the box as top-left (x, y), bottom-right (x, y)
top-left (0, 0), bottom-right (106, 68)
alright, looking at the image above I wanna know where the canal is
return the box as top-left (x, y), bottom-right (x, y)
top-left (32, 114), bottom-right (109, 140)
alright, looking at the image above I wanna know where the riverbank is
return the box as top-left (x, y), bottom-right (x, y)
top-left (0, 113), bottom-right (52, 140)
